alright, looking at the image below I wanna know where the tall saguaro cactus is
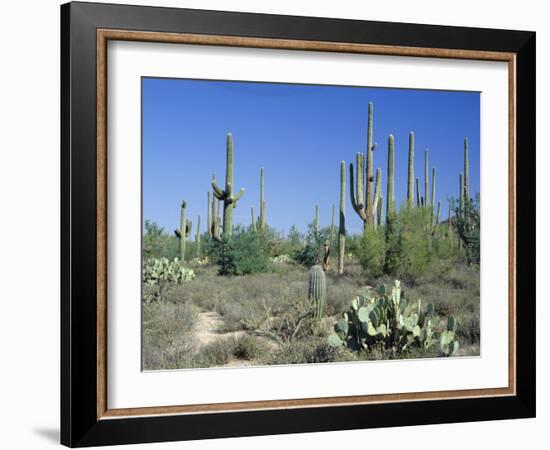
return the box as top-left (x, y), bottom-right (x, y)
top-left (386, 134), bottom-right (395, 222)
top-left (407, 132), bottom-right (415, 208)
top-left (207, 191), bottom-right (212, 237)
top-left (314, 205), bottom-right (319, 233)
top-left (251, 206), bottom-right (256, 231)
top-left (424, 148), bottom-right (429, 207)
top-left (464, 138), bottom-right (470, 205)
top-left (259, 167), bottom-right (266, 232)
top-left (175, 200), bottom-right (192, 262)
top-left (415, 177), bottom-right (420, 207)
top-left (372, 168), bottom-right (382, 229)
top-left (338, 161), bottom-right (346, 275)
top-left (195, 215), bottom-right (201, 258)
top-left (349, 102), bottom-right (378, 231)
top-left (211, 133), bottom-right (245, 236)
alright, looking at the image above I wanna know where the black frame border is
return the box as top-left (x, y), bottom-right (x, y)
top-left (61, 2), bottom-right (535, 447)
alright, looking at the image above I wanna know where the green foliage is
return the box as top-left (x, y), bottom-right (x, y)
top-left (143, 220), bottom-right (179, 259)
top-left (209, 226), bottom-right (269, 276)
top-left (292, 222), bottom-right (329, 267)
top-left (142, 257), bottom-right (195, 302)
top-left (452, 193), bottom-right (480, 264)
top-left (328, 280), bottom-right (459, 357)
top-left (357, 227), bottom-right (386, 277)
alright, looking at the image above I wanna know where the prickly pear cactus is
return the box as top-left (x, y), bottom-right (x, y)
top-left (327, 280), bottom-right (455, 357)
top-left (308, 265), bottom-right (326, 321)
top-left (142, 257), bottom-right (195, 302)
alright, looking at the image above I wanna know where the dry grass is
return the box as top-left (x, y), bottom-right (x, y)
top-left (142, 257), bottom-right (480, 370)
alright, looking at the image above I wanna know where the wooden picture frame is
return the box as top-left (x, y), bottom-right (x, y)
top-left (61, 1), bottom-right (535, 447)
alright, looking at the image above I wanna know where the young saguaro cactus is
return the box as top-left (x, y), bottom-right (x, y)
top-left (338, 160), bottom-right (346, 275)
top-left (211, 133), bottom-right (245, 236)
top-left (407, 132), bottom-right (415, 208)
top-left (386, 134), bottom-right (395, 222)
top-left (175, 200), bottom-right (192, 262)
top-left (259, 167), bottom-right (266, 232)
top-left (308, 264), bottom-right (327, 321)
top-left (349, 102), bottom-right (378, 231)
top-left (195, 215), bottom-right (201, 258)
top-left (251, 206), bottom-right (257, 232)
top-left (464, 138), bottom-right (470, 204)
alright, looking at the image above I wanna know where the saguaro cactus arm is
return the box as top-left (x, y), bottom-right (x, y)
top-left (407, 132), bottom-right (415, 208)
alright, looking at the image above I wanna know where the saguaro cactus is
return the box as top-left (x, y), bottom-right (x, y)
top-left (386, 134), bottom-right (395, 222)
top-left (308, 264), bottom-right (327, 321)
top-left (259, 167), bottom-right (266, 232)
top-left (195, 215), bottom-right (201, 258)
top-left (207, 191), bottom-right (212, 238)
top-left (407, 132), bottom-right (415, 208)
top-left (338, 161), bottom-right (346, 275)
top-left (349, 102), bottom-right (378, 231)
top-left (464, 138), bottom-right (470, 204)
top-left (372, 168), bottom-right (382, 229)
top-left (424, 148), bottom-right (429, 207)
top-left (415, 177), bottom-right (420, 207)
top-left (175, 200), bottom-right (192, 262)
top-left (211, 133), bottom-right (245, 236)
top-left (314, 205), bottom-right (319, 233)
top-left (251, 206), bottom-right (256, 231)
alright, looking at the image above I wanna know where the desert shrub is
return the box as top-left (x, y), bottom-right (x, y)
top-left (451, 193), bottom-right (480, 264)
top-left (208, 226), bottom-right (269, 276)
top-left (265, 336), bottom-right (343, 365)
top-left (229, 335), bottom-right (266, 360)
top-left (357, 228), bottom-right (386, 277)
top-left (143, 220), bottom-right (179, 259)
top-left (292, 222), bottom-right (329, 267)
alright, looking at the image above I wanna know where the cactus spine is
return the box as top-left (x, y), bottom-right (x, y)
top-left (338, 161), bottom-right (346, 276)
top-left (424, 148), bottom-right (429, 207)
top-left (308, 265), bottom-right (326, 321)
top-left (259, 167), bottom-right (266, 232)
top-left (386, 134), bottom-right (395, 222)
top-left (195, 215), bottom-right (201, 257)
top-left (175, 201), bottom-right (192, 262)
top-left (407, 132), bottom-right (415, 209)
top-left (211, 133), bottom-right (245, 237)
top-left (464, 138), bottom-right (470, 205)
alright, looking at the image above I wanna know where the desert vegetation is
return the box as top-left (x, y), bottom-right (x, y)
top-left (142, 101), bottom-right (480, 370)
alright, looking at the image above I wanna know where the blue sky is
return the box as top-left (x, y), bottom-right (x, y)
top-left (142, 78), bottom-right (479, 235)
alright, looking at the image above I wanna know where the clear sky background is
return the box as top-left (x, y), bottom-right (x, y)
top-left (142, 78), bottom-right (480, 235)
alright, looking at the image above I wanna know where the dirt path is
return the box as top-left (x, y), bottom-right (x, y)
top-left (194, 311), bottom-right (247, 347)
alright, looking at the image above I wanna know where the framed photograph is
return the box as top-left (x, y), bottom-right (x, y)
top-left (61, 1), bottom-right (535, 447)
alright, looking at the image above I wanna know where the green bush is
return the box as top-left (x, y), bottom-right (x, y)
top-left (209, 226), bottom-right (270, 276)
top-left (292, 222), bottom-right (329, 267)
top-left (357, 228), bottom-right (386, 277)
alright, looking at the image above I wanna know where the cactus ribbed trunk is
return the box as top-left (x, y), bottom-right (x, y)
top-left (459, 173), bottom-right (464, 249)
top-left (212, 133), bottom-right (245, 237)
top-left (424, 148), bottom-right (429, 208)
top-left (365, 102), bottom-right (375, 224)
top-left (308, 265), bottom-right (327, 321)
top-left (415, 177), bottom-right (420, 207)
top-left (259, 167), bottom-right (266, 232)
top-left (207, 191), bottom-right (212, 237)
top-left (314, 205), bottom-right (319, 234)
top-left (177, 201), bottom-right (192, 262)
top-left (386, 134), bottom-right (395, 222)
top-left (431, 167), bottom-right (436, 225)
top-left (435, 201), bottom-right (441, 230)
top-left (407, 132), bottom-right (415, 208)
top-left (195, 215), bottom-right (201, 258)
top-left (464, 138), bottom-right (470, 205)
top-left (372, 168), bottom-right (382, 230)
top-left (338, 161), bottom-right (346, 276)
top-left (251, 206), bottom-right (256, 231)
